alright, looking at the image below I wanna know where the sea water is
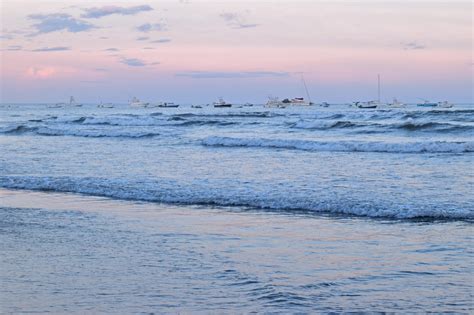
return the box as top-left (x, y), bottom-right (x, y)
top-left (0, 103), bottom-right (473, 312)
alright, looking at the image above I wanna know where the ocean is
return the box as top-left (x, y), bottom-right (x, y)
top-left (0, 103), bottom-right (473, 312)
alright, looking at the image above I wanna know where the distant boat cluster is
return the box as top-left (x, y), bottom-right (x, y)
top-left (47, 73), bottom-right (454, 110)
top-left (46, 95), bottom-right (454, 110)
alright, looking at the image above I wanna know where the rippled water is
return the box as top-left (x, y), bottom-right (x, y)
top-left (1, 190), bottom-right (473, 313)
top-left (0, 103), bottom-right (473, 312)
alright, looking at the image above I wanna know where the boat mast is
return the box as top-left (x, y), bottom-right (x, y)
top-left (377, 74), bottom-right (381, 103)
top-left (301, 75), bottom-right (312, 104)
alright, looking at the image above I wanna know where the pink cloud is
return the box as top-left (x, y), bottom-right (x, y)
top-left (26, 67), bottom-right (56, 79)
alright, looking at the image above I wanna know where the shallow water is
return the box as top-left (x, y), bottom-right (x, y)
top-left (0, 189), bottom-right (472, 313)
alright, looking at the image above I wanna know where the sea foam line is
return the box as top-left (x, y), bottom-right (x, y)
top-left (201, 136), bottom-right (474, 154)
top-left (0, 176), bottom-right (472, 220)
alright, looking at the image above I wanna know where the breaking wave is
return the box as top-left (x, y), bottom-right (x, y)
top-left (0, 124), bottom-right (159, 138)
top-left (202, 136), bottom-right (474, 154)
top-left (0, 176), bottom-right (471, 220)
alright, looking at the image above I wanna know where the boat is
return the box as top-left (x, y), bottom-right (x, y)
top-left (355, 74), bottom-right (385, 109)
top-left (213, 97), bottom-right (232, 108)
top-left (243, 102), bottom-right (254, 107)
top-left (265, 96), bottom-right (286, 108)
top-left (157, 102), bottom-right (179, 108)
top-left (69, 96), bottom-right (82, 107)
top-left (129, 97), bottom-right (149, 108)
top-left (320, 102), bottom-right (330, 107)
top-left (437, 101), bottom-right (453, 108)
top-left (417, 99), bottom-right (437, 107)
top-left (354, 101), bottom-right (378, 109)
top-left (281, 97), bottom-right (312, 106)
top-left (98, 101), bottom-right (114, 108)
top-left (387, 98), bottom-right (406, 108)
top-left (191, 105), bottom-right (202, 109)
top-left (48, 103), bottom-right (63, 108)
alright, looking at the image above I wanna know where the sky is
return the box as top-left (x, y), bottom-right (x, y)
top-left (0, 0), bottom-right (472, 103)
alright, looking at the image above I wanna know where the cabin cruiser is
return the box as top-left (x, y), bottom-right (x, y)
top-left (437, 101), bottom-right (453, 108)
top-left (129, 97), bottom-right (149, 108)
top-left (387, 98), bottom-right (406, 108)
top-left (265, 96), bottom-right (286, 108)
top-left (213, 97), bottom-right (232, 108)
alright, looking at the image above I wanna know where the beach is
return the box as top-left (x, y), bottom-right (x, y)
top-left (1, 188), bottom-right (472, 313)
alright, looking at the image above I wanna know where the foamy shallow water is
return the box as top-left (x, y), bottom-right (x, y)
top-left (0, 189), bottom-right (472, 313)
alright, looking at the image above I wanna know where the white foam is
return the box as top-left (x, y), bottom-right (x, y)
top-left (202, 136), bottom-right (474, 154)
top-left (0, 176), bottom-right (472, 220)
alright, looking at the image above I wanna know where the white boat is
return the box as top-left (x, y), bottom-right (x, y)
top-left (213, 97), bottom-right (232, 108)
top-left (98, 101), bottom-right (114, 108)
top-left (191, 105), bottom-right (203, 109)
top-left (387, 98), bottom-right (406, 108)
top-left (320, 102), bottom-right (330, 107)
top-left (437, 101), bottom-right (453, 108)
top-left (265, 96), bottom-right (286, 108)
top-left (69, 96), bottom-right (82, 107)
top-left (129, 97), bottom-right (149, 108)
top-left (281, 97), bottom-right (312, 106)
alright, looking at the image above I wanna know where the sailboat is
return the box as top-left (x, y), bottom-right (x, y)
top-left (355, 74), bottom-right (384, 109)
top-left (266, 76), bottom-right (314, 107)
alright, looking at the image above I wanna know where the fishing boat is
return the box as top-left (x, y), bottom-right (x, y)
top-left (213, 97), bottom-right (232, 108)
top-left (129, 97), bottom-right (149, 108)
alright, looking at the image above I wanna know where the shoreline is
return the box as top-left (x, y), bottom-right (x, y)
top-left (1, 188), bottom-right (472, 313)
